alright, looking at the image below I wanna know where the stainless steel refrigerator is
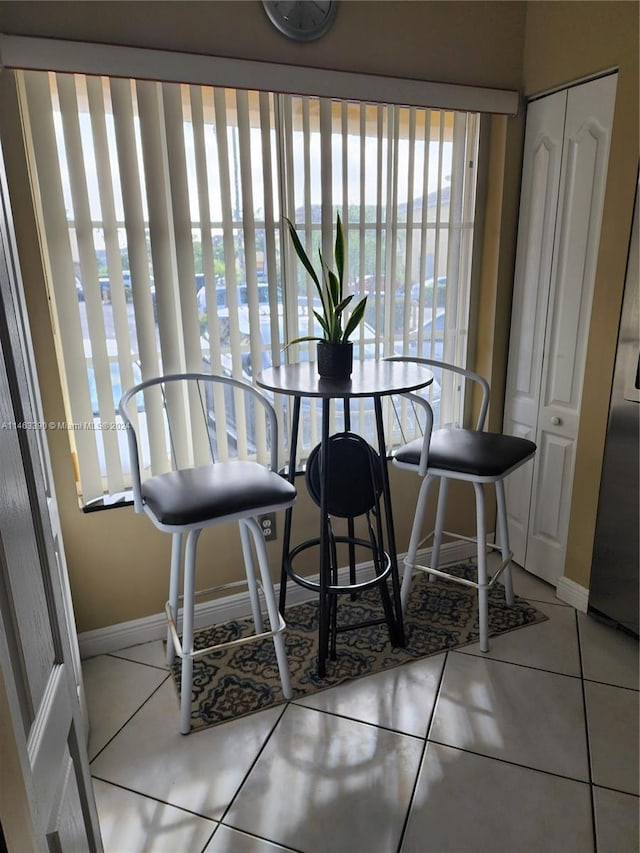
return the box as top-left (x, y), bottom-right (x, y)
top-left (589, 178), bottom-right (640, 637)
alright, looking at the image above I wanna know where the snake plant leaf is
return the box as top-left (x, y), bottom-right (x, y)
top-left (284, 334), bottom-right (324, 347)
top-left (334, 213), bottom-right (345, 296)
top-left (286, 217), bottom-right (330, 325)
top-left (312, 309), bottom-right (331, 338)
top-left (342, 295), bottom-right (368, 342)
top-left (326, 269), bottom-right (341, 311)
top-left (285, 218), bottom-right (319, 289)
top-left (334, 294), bottom-right (354, 317)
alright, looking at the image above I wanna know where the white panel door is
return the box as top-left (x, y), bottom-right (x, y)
top-left (0, 153), bottom-right (102, 849)
top-left (506, 75), bottom-right (617, 585)
top-left (526, 74), bottom-right (617, 584)
top-left (503, 90), bottom-right (567, 565)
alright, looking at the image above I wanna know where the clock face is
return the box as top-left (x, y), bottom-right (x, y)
top-left (262, 1), bottom-right (338, 42)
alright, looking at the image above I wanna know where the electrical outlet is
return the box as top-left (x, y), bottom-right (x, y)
top-left (258, 512), bottom-right (277, 541)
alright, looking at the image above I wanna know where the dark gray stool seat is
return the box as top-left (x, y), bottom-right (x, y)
top-left (142, 462), bottom-right (297, 526)
top-left (395, 430), bottom-right (537, 479)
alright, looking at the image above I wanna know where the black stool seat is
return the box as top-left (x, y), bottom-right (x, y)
top-left (394, 429), bottom-right (536, 478)
top-left (142, 462), bottom-right (297, 527)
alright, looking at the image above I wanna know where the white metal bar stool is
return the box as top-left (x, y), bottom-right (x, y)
top-left (388, 357), bottom-right (537, 652)
top-left (119, 372), bottom-right (296, 733)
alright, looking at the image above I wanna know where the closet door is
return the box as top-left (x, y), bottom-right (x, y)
top-left (503, 90), bottom-right (567, 568)
top-left (505, 74), bottom-right (617, 586)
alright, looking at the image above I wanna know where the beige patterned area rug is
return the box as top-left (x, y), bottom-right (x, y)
top-left (172, 561), bottom-right (547, 733)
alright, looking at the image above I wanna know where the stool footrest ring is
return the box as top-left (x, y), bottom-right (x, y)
top-left (165, 580), bottom-right (287, 661)
top-left (286, 535), bottom-right (392, 595)
top-left (405, 546), bottom-right (514, 591)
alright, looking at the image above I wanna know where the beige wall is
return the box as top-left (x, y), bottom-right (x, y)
top-left (0, 0), bottom-right (635, 631)
top-left (0, 1), bottom-right (526, 88)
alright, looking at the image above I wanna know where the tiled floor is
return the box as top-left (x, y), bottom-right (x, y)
top-left (83, 564), bottom-right (639, 853)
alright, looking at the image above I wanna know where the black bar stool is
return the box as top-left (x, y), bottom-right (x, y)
top-left (287, 431), bottom-right (399, 669)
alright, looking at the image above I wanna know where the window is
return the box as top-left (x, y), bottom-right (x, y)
top-left (18, 70), bottom-right (479, 504)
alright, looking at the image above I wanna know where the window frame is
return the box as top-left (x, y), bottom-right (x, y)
top-left (10, 42), bottom-right (491, 506)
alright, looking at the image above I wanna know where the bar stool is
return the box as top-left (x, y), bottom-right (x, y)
top-left (388, 357), bottom-right (537, 652)
top-left (288, 431), bottom-right (398, 667)
top-left (119, 372), bottom-right (297, 733)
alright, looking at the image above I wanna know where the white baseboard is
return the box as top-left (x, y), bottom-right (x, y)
top-left (556, 575), bottom-right (589, 612)
top-left (78, 538), bottom-right (479, 659)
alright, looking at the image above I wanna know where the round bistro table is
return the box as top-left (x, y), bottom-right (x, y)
top-left (257, 359), bottom-right (433, 676)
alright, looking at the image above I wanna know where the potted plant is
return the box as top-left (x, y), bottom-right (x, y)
top-left (285, 214), bottom-right (367, 378)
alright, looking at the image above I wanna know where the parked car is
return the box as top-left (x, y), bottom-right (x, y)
top-left (411, 275), bottom-right (447, 306)
top-left (197, 281), bottom-right (278, 315)
top-left (407, 308), bottom-right (445, 360)
top-left (196, 285), bottom-right (227, 314)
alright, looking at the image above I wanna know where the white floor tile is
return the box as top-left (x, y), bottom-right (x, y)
top-left (592, 786), bottom-right (640, 853)
top-left (460, 601), bottom-right (581, 676)
top-left (205, 825), bottom-right (293, 852)
top-left (505, 562), bottom-right (566, 605)
top-left (90, 679), bottom-right (284, 820)
top-left (225, 703), bottom-right (423, 853)
top-left (83, 592), bottom-right (639, 853)
top-left (110, 639), bottom-right (170, 670)
top-left (295, 652), bottom-right (446, 736)
top-left (402, 742), bottom-right (593, 853)
top-left (93, 778), bottom-right (216, 853)
top-left (584, 681), bottom-right (639, 795)
top-left (578, 614), bottom-right (639, 690)
top-left (430, 653), bottom-right (589, 780)
top-left (83, 654), bottom-right (169, 760)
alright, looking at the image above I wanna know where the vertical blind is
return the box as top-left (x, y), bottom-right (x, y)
top-left (18, 69), bottom-right (479, 504)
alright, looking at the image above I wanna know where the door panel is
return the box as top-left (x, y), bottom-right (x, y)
top-left (505, 74), bottom-right (617, 584)
top-left (49, 756), bottom-right (88, 850)
top-left (527, 74), bottom-right (617, 583)
top-left (0, 146), bottom-right (102, 849)
top-left (503, 418), bottom-right (537, 560)
top-left (0, 404), bottom-right (57, 710)
top-left (527, 430), bottom-right (574, 583)
top-left (503, 90), bottom-right (567, 565)
top-left (545, 113), bottom-right (613, 410)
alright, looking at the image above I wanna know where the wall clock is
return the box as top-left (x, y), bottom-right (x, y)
top-left (262, 1), bottom-right (338, 42)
